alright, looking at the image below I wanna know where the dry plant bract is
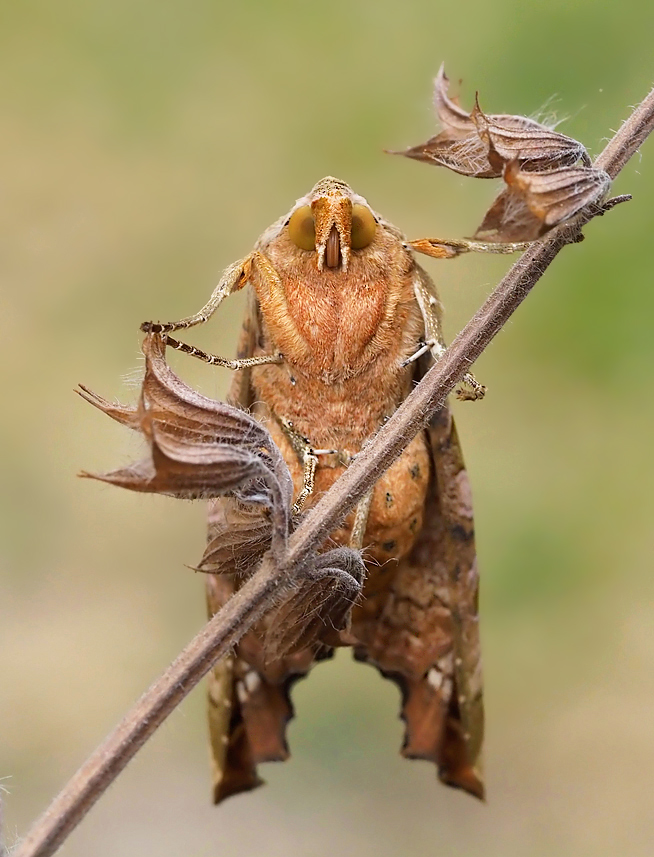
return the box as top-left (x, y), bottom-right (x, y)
top-left (394, 63), bottom-right (611, 244)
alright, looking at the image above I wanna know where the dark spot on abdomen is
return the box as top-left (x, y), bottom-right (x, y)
top-left (382, 540), bottom-right (396, 552)
top-left (410, 464), bottom-right (421, 480)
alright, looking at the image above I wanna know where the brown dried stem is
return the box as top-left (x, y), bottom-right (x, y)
top-left (13, 83), bottom-right (654, 857)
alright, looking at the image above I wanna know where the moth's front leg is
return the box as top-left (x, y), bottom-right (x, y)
top-left (140, 254), bottom-right (253, 334)
top-left (407, 237), bottom-right (532, 260)
top-left (408, 234), bottom-right (529, 398)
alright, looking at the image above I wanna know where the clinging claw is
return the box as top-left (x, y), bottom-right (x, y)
top-left (456, 373), bottom-right (486, 402)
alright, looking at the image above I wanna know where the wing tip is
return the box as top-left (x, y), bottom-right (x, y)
top-left (212, 772), bottom-right (266, 805)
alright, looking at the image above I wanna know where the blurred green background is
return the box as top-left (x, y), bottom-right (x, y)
top-left (1, 1), bottom-right (653, 855)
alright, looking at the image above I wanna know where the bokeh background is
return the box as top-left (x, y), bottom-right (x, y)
top-left (1, 2), bottom-right (653, 855)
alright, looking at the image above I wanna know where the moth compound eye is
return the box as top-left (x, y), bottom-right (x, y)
top-left (350, 204), bottom-right (376, 250)
top-left (288, 205), bottom-right (316, 251)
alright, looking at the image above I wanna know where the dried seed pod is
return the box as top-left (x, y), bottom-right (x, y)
top-left (198, 501), bottom-right (273, 577)
top-left (470, 97), bottom-right (589, 172)
top-left (392, 65), bottom-right (610, 242)
top-left (475, 161), bottom-right (611, 242)
top-left (394, 64), bottom-right (587, 179)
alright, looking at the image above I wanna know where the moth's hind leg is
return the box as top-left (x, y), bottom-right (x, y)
top-left (141, 254), bottom-right (253, 334)
top-left (293, 451), bottom-right (319, 516)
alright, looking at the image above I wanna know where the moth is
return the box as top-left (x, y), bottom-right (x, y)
top-left (141, 176), bottom-right (489, 802)
top-left (80, 63), bottom-right (611, 807)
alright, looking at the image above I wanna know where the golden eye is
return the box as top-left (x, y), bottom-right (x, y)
top-left (350, 204), bottom-right (376, 250)
top-left (288, 205), bottom-right (316, 251)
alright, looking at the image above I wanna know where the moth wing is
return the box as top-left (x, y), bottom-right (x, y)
top-left (224, 286), bottom-right (259, 411)
top-left (206, 573), bottom-right (262, 802)
top-left (422, 396), bottom-right (483, 797)
top-left (350, 358), bottom-right (484, 799)
top-left (205, 289), bottom-right (266, 803)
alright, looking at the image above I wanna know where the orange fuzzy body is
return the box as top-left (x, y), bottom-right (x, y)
top-left (249, 199), bottom-right (429, 563)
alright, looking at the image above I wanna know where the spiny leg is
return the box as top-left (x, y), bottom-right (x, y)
top-left (294, 448), bottom-right (353, 514)
top-left (164, 335), bottom-right (283, 370)
top-left (349, 489), bottom-right (373, 551)
top-left (278, 414), bottom-right (371, 550)
top-left (140, 254), bottom-right (253, 334)
top-left (408, 237), bottom-right (532, 260)
top-left (456, 373), bottom-right (486, 401)
top-left (277, 417), bottom-right (353, 515)
top-left (293, 452), bottom-right (319, 516)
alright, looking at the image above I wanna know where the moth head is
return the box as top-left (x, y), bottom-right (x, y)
top-left (286, 177), bottom-right (377, 272)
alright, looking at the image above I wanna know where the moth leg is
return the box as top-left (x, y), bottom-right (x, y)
top-left (277, 418), bottom-right (321, 515)
top-left (141, 254), bottom-right (253, 334)
top-left (293, 452), bottom-right (319, 515)
top-left (349, 489), bottom-right (374, 551)
top-left (401, 338), bottom-right (438, 368)
top-left (277, 417), bottom-right (350, 514)
top-left (292, 447), bottom-right (351, 514)
top-left (412, 269), bottom-right (486, 401)
top-left (455, 374), bottom-right (486, 402)
top-left (163, 335), bottom-right (283, 370)
top-left (408, 237), bottom-right (532, 260)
